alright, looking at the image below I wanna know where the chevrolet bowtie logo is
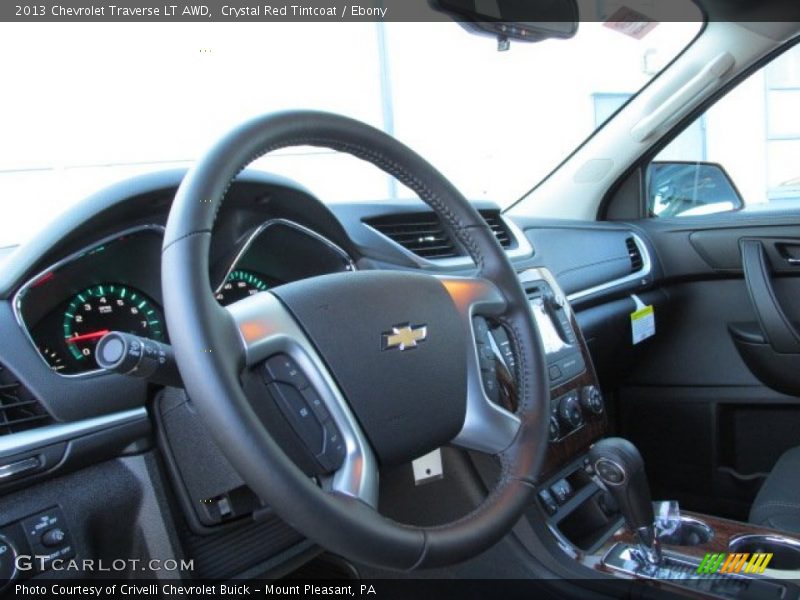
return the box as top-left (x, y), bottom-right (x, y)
top-left (382, 323), bottom-right (428, 351)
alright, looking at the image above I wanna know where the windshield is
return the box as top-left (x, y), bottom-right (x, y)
top-left (0, 20), bottom-right (701, 246)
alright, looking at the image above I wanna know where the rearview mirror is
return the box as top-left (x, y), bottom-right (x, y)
top-left (429, 0), bottom-right (579, 48)
top-left (647, 161), bottom-right (745, 218)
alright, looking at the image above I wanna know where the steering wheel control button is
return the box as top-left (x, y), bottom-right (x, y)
top-left (595, 458), bottom-right (626, 485)
top-left (472, 318), bottom-right (502, 404)
top-left (263, 354), bottom-right (310, 390)
top-left (300, 387), bottom-right (330, 421)
top-left (268, 383), bottom-right (324, 455)
top-left (317, 421), bottom-right (346, 472)
top-left (482, 372), bottom-right (500, 405)
top-left (478, 343), bottom-right (495, 365)
top-left (472, 316), bottom-right (490, 340)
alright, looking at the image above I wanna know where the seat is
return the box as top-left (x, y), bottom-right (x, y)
top-left (749, 446), bottom-right (800, 534)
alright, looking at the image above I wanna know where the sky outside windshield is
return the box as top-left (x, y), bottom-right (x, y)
top-left (0, 20), bottom-right (700, 246)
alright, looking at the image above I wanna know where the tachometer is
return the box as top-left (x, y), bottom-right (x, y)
top-left (215, 270), bottom-right (270, 305)
top-left (62, 284), bottom-right (164, 364)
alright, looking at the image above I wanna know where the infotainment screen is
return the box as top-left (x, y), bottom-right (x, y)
top-left (530, 297), bottom-right (569, 355)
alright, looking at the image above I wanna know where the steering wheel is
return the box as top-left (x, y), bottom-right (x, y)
top-left (162, 111), bottom-right (549, 570)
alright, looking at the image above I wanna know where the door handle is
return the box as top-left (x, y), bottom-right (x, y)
top-left (741, 239), bottom-right (800, 354)
top-left (777, 243), bottom-right (800, 266)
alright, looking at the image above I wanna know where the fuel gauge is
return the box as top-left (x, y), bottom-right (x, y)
top-left (39, 346), bottom-right (66, 372)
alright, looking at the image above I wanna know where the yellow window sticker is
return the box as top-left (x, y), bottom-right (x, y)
top-left (631, 299), bottom-right (655, 345)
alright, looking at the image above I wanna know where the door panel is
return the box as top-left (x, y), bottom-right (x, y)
top-left (619, 222), bottom-right (800, 521)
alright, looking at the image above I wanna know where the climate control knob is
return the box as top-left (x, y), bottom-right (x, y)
top-left (558, 393), bottom-right (584, 430)
top-left (581, 385), bottom-right (604, 415)
top-left (0, 534), bottom-right (18, 586)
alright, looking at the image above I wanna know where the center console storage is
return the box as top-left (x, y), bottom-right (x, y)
top-left (535, 456), bottom-right (622, 554)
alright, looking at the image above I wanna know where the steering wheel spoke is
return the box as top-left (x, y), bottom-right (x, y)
top-left (437, 276), bottom-right (521, 455)
top-left (225, 291), bottom-right (379, 507)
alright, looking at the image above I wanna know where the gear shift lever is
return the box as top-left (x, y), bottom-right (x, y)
top-left (589, 437), bottom-right (662, 567)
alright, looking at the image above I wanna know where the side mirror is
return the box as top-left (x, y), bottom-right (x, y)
top-left (646, 161), bottom-right (745, 218)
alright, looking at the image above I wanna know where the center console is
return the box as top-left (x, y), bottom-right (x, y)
top-left (500, 269), bottom-right (613, 549)
top-left (514, 269), bottom-right (608, 479)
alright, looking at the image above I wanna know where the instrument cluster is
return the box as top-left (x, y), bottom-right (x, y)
top-left (16, 220), bottom-right (352, 376)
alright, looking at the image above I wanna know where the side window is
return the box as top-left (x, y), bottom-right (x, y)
top-left (646, 44), bottom-right (800, 218)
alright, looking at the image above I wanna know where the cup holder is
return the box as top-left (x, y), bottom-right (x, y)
top-left (657, 516), bottom-right (714, 546)
top-left (729, 535), bottom-right (800, 571)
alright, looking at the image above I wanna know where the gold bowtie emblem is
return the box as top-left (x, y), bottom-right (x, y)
top-left (382, 324), bottom-right (428, 351)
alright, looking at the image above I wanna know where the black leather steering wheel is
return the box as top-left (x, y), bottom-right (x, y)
top-left (162, 111), bottom-right (549, 570)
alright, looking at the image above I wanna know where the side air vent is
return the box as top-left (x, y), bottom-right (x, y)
top-left (365, 212), bottom-right (459, 259)
top-left (0, 362), bottom-right (52, 436)
top-left (626, 237), bottom-right (644, 273)
top-left (479, 210), bottom-right (513, 249)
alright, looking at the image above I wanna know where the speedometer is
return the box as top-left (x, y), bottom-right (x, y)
top-left (63, 284), bottom-right (164, 364)
top-left (215, 270), bottom-right (270, 305)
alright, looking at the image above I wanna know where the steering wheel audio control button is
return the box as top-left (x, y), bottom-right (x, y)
top-left (268, 383), bottom-right (324, 455)
top-left (472, 317), bottom-right (502, 405)
top-left (472, 316), bottom-right (490, 340)
top-left (263, 354), bottom-right (310, 390)
top-left (301, 387), bottom-right (330, 421)
top-left (317, 421), bottom-right (346, 472)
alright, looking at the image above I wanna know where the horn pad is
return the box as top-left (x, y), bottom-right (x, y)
top-left (272, 271), bottom-right (467, 465)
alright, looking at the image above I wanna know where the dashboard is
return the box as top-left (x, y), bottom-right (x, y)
top-left (0, 167), bottom-right (660, 582)
top-left (0, 167), bottom-right (657, 424)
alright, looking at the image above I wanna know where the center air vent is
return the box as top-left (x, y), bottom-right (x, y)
top-left (365, 212), bottom-right (459, 259)
top-left (0, 362), bottom-right (52, 436)
top-left (478, 210), bottom-right (513, 249)
top-left (365, 209), bottom-right (519, 261)
top-left (626, 237), bottom-right (644, 273)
